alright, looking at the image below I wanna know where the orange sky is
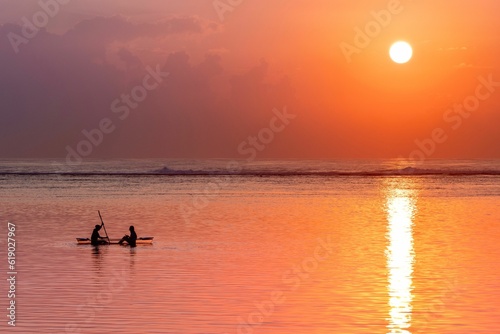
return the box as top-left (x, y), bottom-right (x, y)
top-left (0, 0), bottom-right (499, 159)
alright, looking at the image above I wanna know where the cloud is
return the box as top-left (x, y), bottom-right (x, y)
top-left (117, 47), bottom-right (142, 69)
top-left (64, 15), bottom-right (219, 41)
top-left (62, 15), bottom-right (220, 60)
top-left (0, 17), bottom-right (295, 159)
top-left (111, 52), bottom-right (297, 158)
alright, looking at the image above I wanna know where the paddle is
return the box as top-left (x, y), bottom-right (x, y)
top-left (98, 210), bottom-right (110, 244)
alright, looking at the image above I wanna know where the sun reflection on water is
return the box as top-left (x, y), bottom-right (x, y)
top-left (385, 180), bottom-right (417, 334)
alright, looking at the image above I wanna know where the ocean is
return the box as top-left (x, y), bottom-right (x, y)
top-left (0, 159), bottom-right (499, 333)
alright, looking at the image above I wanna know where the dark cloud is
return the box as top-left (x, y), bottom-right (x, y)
top-left (0, 17), bottom-right (297, 159)
top-left (107, 51), bottom-right (297, 158)
top-left (117, 47), bottom-right (142, 70)
top-left (63, 15), bottom-right (218, 44)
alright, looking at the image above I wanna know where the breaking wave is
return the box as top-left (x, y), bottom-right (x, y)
top-left (1, 166), bottom-right (499, 177)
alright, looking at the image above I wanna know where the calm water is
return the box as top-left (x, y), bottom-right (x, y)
top-left (0, 159), bottom-right (499, 333)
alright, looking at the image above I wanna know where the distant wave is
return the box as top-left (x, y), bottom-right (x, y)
top-left (1, 166), bottom-right (499, 177)
top-left (150, 166), bottom-right (500, 176)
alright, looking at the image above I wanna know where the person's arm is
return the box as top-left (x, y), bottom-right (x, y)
top-left (99, 235), bottom-right (110, 243)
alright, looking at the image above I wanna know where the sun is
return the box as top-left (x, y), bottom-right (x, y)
top-left (389, 41), bottom-right (413, 64)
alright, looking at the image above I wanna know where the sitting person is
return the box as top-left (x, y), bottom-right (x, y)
top-left (91, 224), bottom-right (108, 246)
top-left (118, 225), bottom-right (137, 247)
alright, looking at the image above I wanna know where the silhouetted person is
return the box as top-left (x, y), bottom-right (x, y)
top-left (91, 224), bottom-right (108, 246)
top-left (119, 226), bottom-right (137, 247)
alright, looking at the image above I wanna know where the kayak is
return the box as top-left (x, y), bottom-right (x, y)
top-left (76, 237), bottom-right (154, 245)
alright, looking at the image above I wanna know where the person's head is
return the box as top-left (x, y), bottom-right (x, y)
top-left (129, 226), bottom-right (135, 232)
top-left (95, 225), bottom-right (101, 230)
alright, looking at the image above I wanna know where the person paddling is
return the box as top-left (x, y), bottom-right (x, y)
top-left (91, 224), bottom-right (109, 246)
top-left (118, 226), bottom-right (137, 247)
